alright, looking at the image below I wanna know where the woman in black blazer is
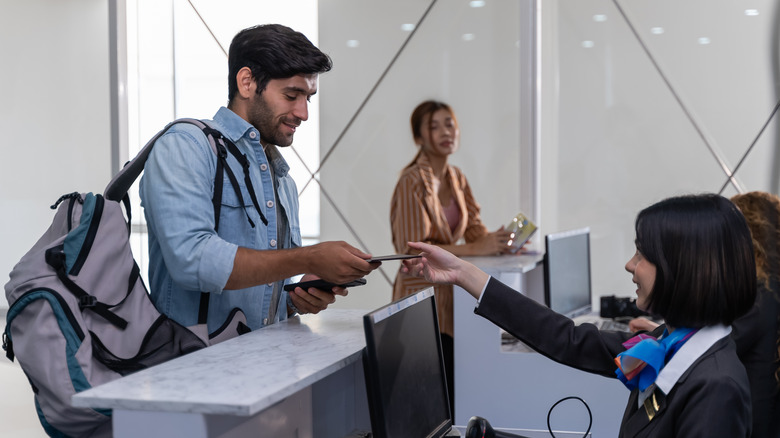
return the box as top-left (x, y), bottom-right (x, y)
top-left (402, 194), bottom-right (756, 437)
top-left (631, 191), bottom-right (780, 437)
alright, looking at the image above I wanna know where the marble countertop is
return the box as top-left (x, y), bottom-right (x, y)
top-left (72, 309), bottom-right (367, 416)
top-left (463, 252), bottom-right (543, 273)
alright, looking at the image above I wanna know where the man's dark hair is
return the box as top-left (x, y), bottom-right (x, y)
top-left (635, 193), bottom-right (756, 328)
top-left (227, 24), bottom-right (332, 101)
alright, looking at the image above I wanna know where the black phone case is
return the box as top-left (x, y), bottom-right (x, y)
top-left (283, 278), bottom-right (366, 292)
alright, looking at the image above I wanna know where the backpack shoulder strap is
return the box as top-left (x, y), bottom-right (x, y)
top-left (104, 118), bottom-right (212, 201)
top-left (190, 120), bottom-right (268, 230)
top-left (104, 118), bottom-right (267, 227)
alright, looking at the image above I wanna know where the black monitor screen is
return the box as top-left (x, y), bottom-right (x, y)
top-left (362, 288), bottom-right (451, 438)
top-left (544, 228), bottom-right (592, 317)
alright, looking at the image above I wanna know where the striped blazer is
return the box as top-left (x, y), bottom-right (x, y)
top-left (390, 154), bottom-right (489, 336)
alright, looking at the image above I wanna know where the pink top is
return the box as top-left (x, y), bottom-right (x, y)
top-left (442, 196), bottom-right (461, 234)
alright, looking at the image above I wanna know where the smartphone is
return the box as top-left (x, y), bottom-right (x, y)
top-left (283, 277), bottom-right (367, 292)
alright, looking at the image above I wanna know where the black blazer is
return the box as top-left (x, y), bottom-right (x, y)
top-left (475, 277), bottom-right (752, 437)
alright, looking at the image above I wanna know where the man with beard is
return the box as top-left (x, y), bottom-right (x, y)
top-left (140, 24), bottom-right (377, 338)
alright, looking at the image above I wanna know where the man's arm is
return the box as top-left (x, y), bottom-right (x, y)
top-left (142, 125), bottom-right (378, 294)
top-left (225, 241), bottom-right (377, 290)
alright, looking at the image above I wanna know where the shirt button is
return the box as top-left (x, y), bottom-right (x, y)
top-left (249, 131), bottom-right (257, 139)
top-left (266, 200), bottom-right (274, 208)
top-left (270, 239), bottom-right (277, 247)
top-left (260, 163), bottom-right (268, 171)
top-left (267, 283), bottom-right (273, 287)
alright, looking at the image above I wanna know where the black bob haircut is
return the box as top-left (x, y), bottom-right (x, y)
top-left (227, 24), bottom-right (332, 102)
top-left (636, 193), bottom-right (756, 328)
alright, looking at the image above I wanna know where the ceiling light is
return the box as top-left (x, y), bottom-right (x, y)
top-left (462, 33), bottom-right (476, 41)
top-left (401, 23), bottom-right (415, 32)
top-left (697, 37), bottom-right (711, 45)
top-left (745, 9), bottom-right (759, 16)
top-left (470, 1), bottom-right (486, 7)
top-left (650, 27), bottom-right (664, 35)
top-left (593, 14), bottom-right (607, 22)
top-left (346, 40), bottom-right (360, 48)
top-left (582, 40), bottom-right (594, 48)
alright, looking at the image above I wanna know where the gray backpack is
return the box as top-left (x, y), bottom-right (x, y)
top-left (2, 118), bottom-right (254, 437)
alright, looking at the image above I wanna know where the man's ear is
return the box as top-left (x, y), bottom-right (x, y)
top-left (236, 67), bottom-right (255, 99)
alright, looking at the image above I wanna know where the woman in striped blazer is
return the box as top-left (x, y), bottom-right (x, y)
top-left (390, 100), bottom-right (512, 413)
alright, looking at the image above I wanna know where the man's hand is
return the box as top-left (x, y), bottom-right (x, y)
top-left (303, 241), bottom-right (379, 284)
top-left (226, 241), bottom-right (379, 290)
top-left (288, 274), bottom-right (349, 315)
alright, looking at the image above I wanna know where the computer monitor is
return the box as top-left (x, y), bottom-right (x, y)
top-left (543, 227), bottom-right (592, 317)
top-left (362, 288), bottom-right (452, 438)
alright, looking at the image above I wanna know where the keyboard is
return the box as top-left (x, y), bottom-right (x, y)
top-left (593, 318), bottom-right (630, 332)
top-left (573, 314), bottom-right (631, 332)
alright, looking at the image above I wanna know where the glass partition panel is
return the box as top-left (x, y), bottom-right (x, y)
top-left (545, 0), bottom-right (780, 300)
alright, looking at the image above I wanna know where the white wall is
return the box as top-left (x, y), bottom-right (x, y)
top-left (0, 0), bottom-right (112, 309)
top-left (540, 0), bottom-right (780, 301)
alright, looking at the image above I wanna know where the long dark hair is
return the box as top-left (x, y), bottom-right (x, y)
top-left (227, 24), bottom-right (332, 102)
top-left (636, 194), bottom-right (756, 328)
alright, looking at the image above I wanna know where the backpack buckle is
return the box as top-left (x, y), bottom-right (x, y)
top-left (45, 246), bottom-right (66, 270)
top-left (2, 332), bottom-right (13, 362)
top-left (79, 295), bottom-right (98, 309)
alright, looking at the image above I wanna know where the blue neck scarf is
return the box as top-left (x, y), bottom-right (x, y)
top-left (614, 327), bottom-right (696, 391)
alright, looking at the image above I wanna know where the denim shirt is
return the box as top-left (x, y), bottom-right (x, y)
top-left (139, 107), bottom-right (301, 331)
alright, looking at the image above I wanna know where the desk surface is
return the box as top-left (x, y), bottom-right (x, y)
top-left (72, 309), bottom-right (367, 417)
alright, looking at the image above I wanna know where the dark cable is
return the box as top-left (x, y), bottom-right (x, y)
top-left (546, 396), bottom-right (592, 438)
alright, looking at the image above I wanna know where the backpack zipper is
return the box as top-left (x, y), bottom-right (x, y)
top-left (6, 288), bottom-right (86, 343)
top-left (69, 194), bottom-right (104, 276)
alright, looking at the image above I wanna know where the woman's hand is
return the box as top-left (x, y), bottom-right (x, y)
top-left (628, 317), bottom-right (660, 333)
top-left (401, 242), bottom-right (491, 299)
top-left (471, 227), bottom-right (513, 256)
top-left (401, 242), bottom-right (463, 284)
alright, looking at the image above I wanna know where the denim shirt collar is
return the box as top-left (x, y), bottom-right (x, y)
top-left (264, 145), bottom-right (290, 177)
